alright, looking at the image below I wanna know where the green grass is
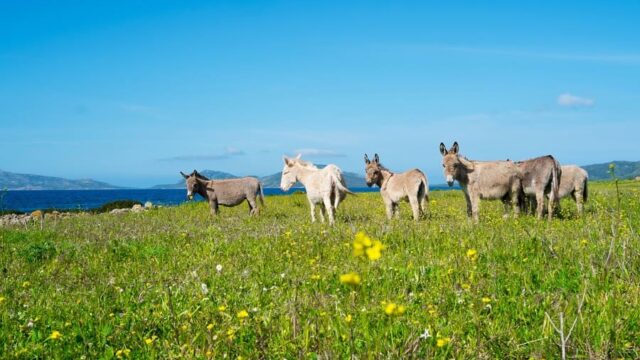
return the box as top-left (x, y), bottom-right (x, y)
top-left (1, 181), bottom-right (639, 359)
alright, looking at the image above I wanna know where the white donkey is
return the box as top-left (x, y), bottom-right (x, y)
top-left (280, 155), bottom-right (353, 225)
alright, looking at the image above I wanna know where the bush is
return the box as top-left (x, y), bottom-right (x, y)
top-left (94, 200), bottom-right (142, 213)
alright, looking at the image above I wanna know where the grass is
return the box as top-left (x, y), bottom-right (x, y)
top-left (1, 180), bottom-right (639, 359)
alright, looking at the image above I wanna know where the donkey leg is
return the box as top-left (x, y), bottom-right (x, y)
top-left (318, 203), bottom-right (326, 223)
top-left (547, 192), bottom-right (556, 221)
top-left (323, 196), bottom-right (335, 225)
top-left (463, 192), bottom-right (472, 217)
top-left (247, 197), bottom-right (258, 216)
top-left (409, 196), bottom-right (421, 221)
top-left (575, 191), bottom-right (584, 216)
top-left (383, 199), bottom-right (394, 220)
top-left (511, 191), bottom-right (520, 218)
top-left (209, 200), bottom-right (219, 217)
top-left (308, 199), bottom-right (317, 223)
top-left (470, 194), bottom-right (480, 223)
top-left (535, 192), bottom-right (545, 220)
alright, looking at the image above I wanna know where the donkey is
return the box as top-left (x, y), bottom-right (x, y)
top-left (527, 165), bottom-right (588, 216)
top-left (440, 142), bottom-right (522, 222)
top-left (181, 170), bottom-right (264, 217)
top-left (280, 155), bottom-right (353, 225)
top-left (514, 155), bottom-right (561, 220)
top-left (558, 165), bottom-right (588, 215)
top-left (364, 153), bottom-right (428, 221)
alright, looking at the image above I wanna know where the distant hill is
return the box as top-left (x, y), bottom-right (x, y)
top-left (582, 161), bottom-right (640, 180)
top-left (153, 168), bottom-right (368, 189)
top-left (0, 169), bottom-right (122, 190)
top-left (152, 170), bottom-right (239, 189)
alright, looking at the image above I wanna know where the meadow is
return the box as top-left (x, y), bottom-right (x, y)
top-left (1, 181), bottom-right (639, 359)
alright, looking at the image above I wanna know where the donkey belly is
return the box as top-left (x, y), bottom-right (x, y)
top-left (217, 195), bottom-right (247, 207)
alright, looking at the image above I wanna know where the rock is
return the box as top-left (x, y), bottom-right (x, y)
top-left (110, 208), bottom-right (130, 215)
top-left (131, 204), bottom-right (145, 213)
top-left (144, 201), bottom-right (153, 209)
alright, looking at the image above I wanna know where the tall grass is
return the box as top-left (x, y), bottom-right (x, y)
top-left (0, 181), bottom-right (639, 359)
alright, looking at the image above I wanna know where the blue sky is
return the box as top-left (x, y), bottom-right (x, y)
top-left (1, 1), bottom-right (639, 187)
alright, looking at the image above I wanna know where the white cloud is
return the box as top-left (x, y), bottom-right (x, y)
top-left (557, 93), bottom-right (595, 107)
top-left (292, 148), bottom-right (346, 158)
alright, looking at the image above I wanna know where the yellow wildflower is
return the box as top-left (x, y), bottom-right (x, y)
top-left (581, 239), bottom-right (588, 246)
top-left (310, 274), bottom-right (321, 280)
top-left (481, 297), bottom-right (491, 303)
top-left (237, 310), bottom-right (249, 319)
top-left (428, 304), bottom-right (437, 316)
top-left (206, 350), bottom-right (213, 357)
top-left (49, 330), bottom-right (62, 340)
top-left (384, 302), bottom-right (406, 316)
top-left (144, 335), bottom-right (157, 345)
top-left (339, 272), bottom-right (362, 286)
top-left (218, 305), bottom-right (227, 312)
top-left (115, 348), bottom-right (131, 358)
top-left (466, 249), bottom-right (478, 261)
top-left (207, 323), bottom-right (214, 331)
top-left (461, 283), bottom-right (471, 290)
top-left (180, 324), bottom-right (188, 331)
top-left (22, 281), bottom-right (30, 288)
top-left (226, 329), bottom-right (235, 340)
top-left (353, 231), bottom-right (384, 260)
top-left (345, 314), bottom-right (352, 323)
top-left (0, 296), bottom-right (5, 304)
top-left (436, 337), bottom-right (451, 347)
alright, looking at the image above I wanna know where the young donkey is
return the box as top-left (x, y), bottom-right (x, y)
top-left (181, 170), bottom-right (264, 217)
top-left (364, 153), bottom-right (429, 220)
top-left (514, 155), bottom-right (561, 220)
top-left (280, 155), bottom-right (353, 225)
top-left (439, 142), bottom-right (521, 222)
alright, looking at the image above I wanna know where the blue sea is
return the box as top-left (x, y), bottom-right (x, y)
top-left (1, 185), bottom-right (455, 212)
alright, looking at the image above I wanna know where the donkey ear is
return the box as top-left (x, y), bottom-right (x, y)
top-left (450, 142), bottom-right (459, 155)
top-left (180, 171), bottom-right (189, 179)
top-left (283, 156), bottom-right (292, 166)
top-left (439, 143), bottom-right (448, 156)
top-left (364, 154), bottom-right (370, 164)
top-left (374, 153), bottom-right (380, 163)
top-left (294, 153), bottom-right (302, 160)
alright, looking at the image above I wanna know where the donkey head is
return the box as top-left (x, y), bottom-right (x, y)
top-left (181, 170), bottom-right (205, 200)
top-left (280, 154), bottom-right (302, 191)
top-left (364, 153), bottom-right (382, 187)
top-left (439, 142), bottom-right (473, 186)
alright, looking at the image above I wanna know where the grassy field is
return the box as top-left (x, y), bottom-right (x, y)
top-left (1, 180), bottom-right (639, 359)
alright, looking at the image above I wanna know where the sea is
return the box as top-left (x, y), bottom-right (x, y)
top-left (1, 185), bottom-right (456, 213)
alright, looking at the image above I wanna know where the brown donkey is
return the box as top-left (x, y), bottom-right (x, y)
top-left (364, 153), bottom-right (429, 220)
top-left (515, 155), bottom-right (561, 220)
top-left (439, 142), bottom-right (521, 222)
top-left (181, 170), bottom-right (264, 217)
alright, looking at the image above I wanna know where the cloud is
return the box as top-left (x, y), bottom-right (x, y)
top-left (159, 146), bottom-right (245, 162)
top-left (557, 93), bottom-right (595, 107)
top-left (292, 148), bottom-right (347, 158)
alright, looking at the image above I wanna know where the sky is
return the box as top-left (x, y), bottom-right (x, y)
top-left (1, 1), bottom-right (639, 187)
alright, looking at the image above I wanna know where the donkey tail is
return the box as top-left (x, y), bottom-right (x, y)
top-left (550, 157), bottom-right (561, 205)
top-left (583, 178), bottom-right (588, 203)
top-left (258, 182), bottom-right (265, 207)
top-left (331, 171), bottom-right (355, 195)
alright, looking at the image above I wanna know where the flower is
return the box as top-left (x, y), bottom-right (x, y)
top-left (226, 329), bottom-right (235, 340)
top-left (49, 330), bottom-right (62, 340)
top-left (144, 335), bottom-right (157, 345)
top-left (384, 302), bottom-right (406, 316)
top-left (22, 281), bottom-right (30, 288)
top-left (310, 274), bottom-right (321, 280)
top-left (353, 231), bottom-right (384, 261)
top-left (200, 283), bottom-right (209, 295)
top-left (207, 323), bottom-right (214, 331)
top-left (419, 329), bottom-right (431, 340)
top-left (466, 249), bottom-right (478, 261)
top-left (481, 297), bottom-right (491, 304)
top-left (115, 349), bottom-right (131, 358)
top-left (581, 239), bottom-right (588, 246)
top-left (339, 272), bottom-right (362, 286)
top-left (345, 314), bottom-right (352, 323)
top-left (218, 305), bottom-right (227, 312)
top-left (216, 264), bottom-right (223, 273)
top-left (237, 310), bottom-right (249, 319)
top-left (436, 337), bottom-right (451, 347)
top-left (0, 296), bottom-right (5, 304)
